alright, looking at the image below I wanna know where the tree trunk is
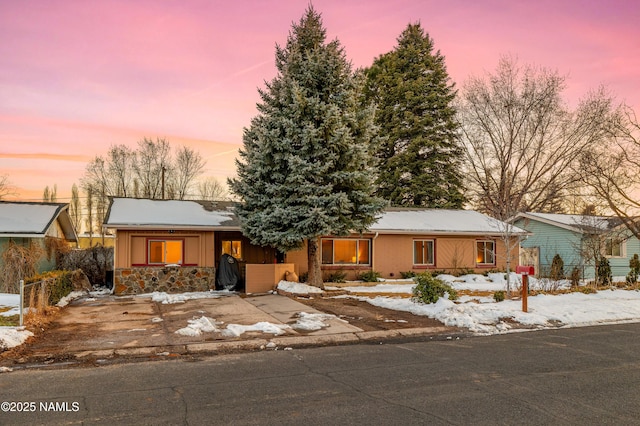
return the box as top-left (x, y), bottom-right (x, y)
top-left (307, 237), bottom-right (324, 289)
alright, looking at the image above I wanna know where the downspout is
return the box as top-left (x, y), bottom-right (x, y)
top-left (371, 232), bottom-right (379, 273)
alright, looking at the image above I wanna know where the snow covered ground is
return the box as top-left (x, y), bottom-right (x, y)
top-left (0, 293), bottom-right (32, 350)
top-left (280, 273), bottom-right (640, 335)
top-left (0, 288), bottom-right (111, 350)
top-left (3, 273), bottom-right (640, 350)
top-left (0, 289), bottom-right (342, 349)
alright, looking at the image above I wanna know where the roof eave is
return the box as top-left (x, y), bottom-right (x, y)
top-left (104, 224), bottom-right (241, 231)
top-left (367, 229), bottom-right (531, 236)
top-left (0, 233), bottom-right (45, 238)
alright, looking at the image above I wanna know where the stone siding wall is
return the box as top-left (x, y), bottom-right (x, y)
top-left (114, 266), bottom-right (215, 295)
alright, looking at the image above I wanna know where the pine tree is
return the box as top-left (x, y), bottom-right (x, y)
top-left (364, 23), bottom-right (465, 208)
top-left (229, 6), bottom-right (384, 288)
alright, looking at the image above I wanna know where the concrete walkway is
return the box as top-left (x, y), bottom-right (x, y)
top-left (3, 293), bottom-right (454, 367)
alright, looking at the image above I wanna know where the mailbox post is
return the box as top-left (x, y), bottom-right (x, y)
top-left (516, 266), bottom-right (535, 312)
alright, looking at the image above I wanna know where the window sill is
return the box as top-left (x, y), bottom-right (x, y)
top-left (321, 265), bottom-right (371, 270)
top-left (131, 264), bottom-right (197, 267)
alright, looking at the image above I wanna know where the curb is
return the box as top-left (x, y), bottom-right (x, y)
top-left (64, 326), bottom-right (460, 362)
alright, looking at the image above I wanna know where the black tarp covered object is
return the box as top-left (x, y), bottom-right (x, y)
top-left (216, 253), bottom-right (241, 291)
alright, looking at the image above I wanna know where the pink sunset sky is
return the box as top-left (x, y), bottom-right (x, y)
top-left (1, 0), bottom-right (639, 201)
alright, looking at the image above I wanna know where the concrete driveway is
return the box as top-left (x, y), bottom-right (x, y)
top-left (4, 293), bottom-right (372, 364)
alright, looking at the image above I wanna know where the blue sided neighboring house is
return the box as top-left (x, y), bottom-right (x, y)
top-left (512, 212), bottom-right (640, 280)
top-left (0, 201), bottom-right (78, 276)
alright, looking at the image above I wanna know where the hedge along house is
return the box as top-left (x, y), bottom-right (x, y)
top-left (285, 209), bottom-right (529, 281)
top-left (0, 201), bottom-right (78, 282)
top-left (103, 198), bottom-right (280, 295)
top-left (512, 212), bottom-right (640, 280)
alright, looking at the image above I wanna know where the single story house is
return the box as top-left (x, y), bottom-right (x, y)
top-left (0, 201), bottom-right (78, 275)
top-left (512, 212), bottom-right (640, 279)
top-left (104, 198), bottom-right (527, 295)
top-left (286, 208), bottom-right (529, 280)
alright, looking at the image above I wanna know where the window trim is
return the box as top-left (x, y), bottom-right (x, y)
top-left (476, 239), bottom-right (496, 267)
top-left (604, 237), bottom-right (626, 258)
top-left (131, 237), bottom-right (192, 267)
top-left (413, 239), bottom-right (435, 267)
top-left (221, 239), bottom-right (243, 260)
top-left (320, 238), bottom-right (371, 266)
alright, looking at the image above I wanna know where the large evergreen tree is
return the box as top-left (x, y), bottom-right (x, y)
top-left (364, 23), bottom-right (465, 208)
top-left (229, 6), bottom-right (384, 288)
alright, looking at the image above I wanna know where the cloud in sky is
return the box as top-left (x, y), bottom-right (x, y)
top-left (0, 0), bottom-right (638, 199)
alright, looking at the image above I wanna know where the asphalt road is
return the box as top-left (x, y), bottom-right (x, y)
top-left (2, 323), bottom-right (640, 425)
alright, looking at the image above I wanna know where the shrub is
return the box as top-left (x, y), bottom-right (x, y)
top-left (459, 268), bottom-right (475, 276)
top-left (412, 272), bottom-right (458, 304)
top-left (570, 266), bottom-right (582, 288)
top-left (47, 272), bottom-right (74, 305)
top-left (324, 270), bottom-right (346, 283)
top-left (627, 254), bottom-right (640, 284)
top-left (0, 240), bottom-right (44, 293)
top-left (550, 254), bottom-right (565, 280)
top-left (357, 270), bottom-right (381, 283)
top-left (493, 290), bottom-right (505, 302)
top-left (597, 257), bottom-right (612, 286)
top-left (57, 245), bottom-right (113, 287)
top-left (578, 286), bottom-right (597, 294)
top-left (298, 272), bottom-right (308, 283)
top-left (25, 270), bottom-right (75, 306)
top-left (400, 271), bottom-right (417, 279)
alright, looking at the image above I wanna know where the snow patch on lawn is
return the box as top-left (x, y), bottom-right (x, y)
top-left (291, 312), bottom-right (342, 331)
top-left (175, 316), bottom-right (222, 336)
top-left (141, 290), bottom-right (232, 304)
top-left (278, 281), bottom-right (324, 294)
top-left (222, 322), bottom-right (290, 337)
top-left (174, 311), bottom-right (339, 337)
top-left (279, 279), bottom-right (640, 335)
top-left (0, 327), bottom-right (33, 350)
top-left (337, 284), bottom-right (415, 294)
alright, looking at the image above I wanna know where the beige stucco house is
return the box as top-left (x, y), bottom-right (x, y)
top-left (103, 198), bottom-right (526, 294)
top-left (287, 208), bottom-right (527, 280)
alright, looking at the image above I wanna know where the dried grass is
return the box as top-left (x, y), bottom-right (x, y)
top-left (0, 240), bottom-right (44, 293)
top-left (20, 280), bottom-right (62, 330)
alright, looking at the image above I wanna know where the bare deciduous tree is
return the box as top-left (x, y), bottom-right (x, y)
top-left (81, 138), bottom-right (207, 237)
top-left (172, 146), bottom-right (205, 200)
top-left (85, 184), bottom-right (95, 246)
top-left (69, 183), bottom-right (82, 236)
top-left (197, 177), bottom-right (228, 201)
top-left (579, 104), bottom-right (640, 239)
top-left (0, 175), bottom-right (13, 200)
top-left (134, 137), bottom-right (171, 199)
top-left (459, 56), bottom-right (613, 222)
top-left (42, 184), bottom-right (57, 202)
top-left (83, 145), bottom-right (135, 199)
